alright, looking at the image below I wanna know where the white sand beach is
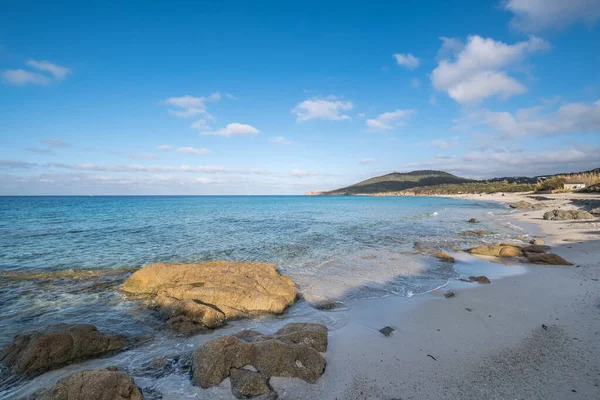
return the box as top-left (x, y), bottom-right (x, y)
top-left (272, 192), bottom-right (600, 399)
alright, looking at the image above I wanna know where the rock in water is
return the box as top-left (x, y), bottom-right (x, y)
top-left (468, 218), bottom-right (478, 223)
top-left (468, 276), bottom-right (491, 284)
top-left (543, 210), bottom-right (595, 220)
top-left (525, 253), bottom-right (574, 266)
top-left (191, 323), bottom-right (327, 397)
top-left (121, 261), bottom-right (297, 334)
top-left (29, 368), bottom-right (144, 400)
top-left (379, 326), bottom-right (395, 337)
top-left (530, 239), bottom-right (545, 245)
top-left (468, 244), bottom-right (523, 258)
top-left (0, 324), bottom-right (128, 378)
top-left (509, 201), bottom-right (544, 210)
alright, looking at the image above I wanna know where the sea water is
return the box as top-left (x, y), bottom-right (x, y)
top-left (0, 195), bottom-right (525, 397)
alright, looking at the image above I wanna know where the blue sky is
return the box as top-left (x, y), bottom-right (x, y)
top-left (1, 0), bottom-right (599, 195)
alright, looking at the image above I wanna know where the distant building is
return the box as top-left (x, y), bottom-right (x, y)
top-left (563, 183), bottom-right (586, 190)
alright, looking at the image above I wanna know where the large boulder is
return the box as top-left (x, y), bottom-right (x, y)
top-left (191, 323), bottom-right (327, 398)
top-left (525, 253), bottom-right (574, 266)
top-left (543, 210), bottom-right (595, 220)
top-left (468, 244), bottom-right (523, 258)
top-left (29, 368), bottom-right (144, 400)
top-left (121, 261), bottom-right (298, 334)
top-left (0, 324), bottom-right (128, 378)
top-left (509, 201), bottom-right (544, 210)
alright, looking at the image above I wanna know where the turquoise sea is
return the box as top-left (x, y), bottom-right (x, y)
top-left (0, 195), bottom-right (524, 397)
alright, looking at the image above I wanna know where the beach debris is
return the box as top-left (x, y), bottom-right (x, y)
top-left (530, 238), bottom-right (545, 245)
top-left (379, 326), bottom-right (395, 337)
top-left (468, 218), bottom-right (479, 223)
top-left (121, 261), bottom-right (297, 334)
top-left (444, 291), bottom-right (456, 298)
top-left (543, 209), bottom-right (595, 220)
top-left (191, 323), bottom-right (327, 398)
top-left (27, 367), bottom-right (144, 400)
top-left (468, 276), bottom-right (491, 284)
top-left (509, 201), bottom-right (544, 210)
top-left (524, 253), bottom-right (574, 266)
top-left (468, 244), bottom-right (523, 258)
top-left (427, 354), bottom-right (437, 361)
top-left (0, 324), bottom-right (128, 378)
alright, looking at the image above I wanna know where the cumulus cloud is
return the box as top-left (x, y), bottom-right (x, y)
top-left (393, 53), bottom-right (420, 69)
top-left (3, 70), bottom-right (52, 86)
top-left (366, 109), bottom-right (415, 131)
top-left (165, 93), bottom-right (221, 118)
top-left (466, 99), bottom-right (600, 138)
top-left (157, 145), bottom-right (173, 151)
top-left (176, 147), bottom-right (212, 155)
top-left (505, 0), bottom-right (600, 31)
top-left (292, 96), bottom-right (353, 122)
top-left (269, 136), bottom-right (293, 145)
top-left (129, 153), bottom-right (159, 160)
top-left (291, 169), bottom-right (320, 177)
top-left (26, 60), bottom-right (71, 79)
top-left (359, 158), bottom-right (376, 164)
top-left (201, 123), bottom-right (259, 137)
top-left (430, 35), bottom-right (549, 104)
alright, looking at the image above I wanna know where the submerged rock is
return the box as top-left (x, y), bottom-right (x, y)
top-left (468, 276), bottom-right (491, 284)
top-left (413, 243), bottom-right (455, 263)
top-left (459, 230), bottom-right (487, 237)
top-left (525, 253), bottom-right (574, 266)
top-left (121, 261), bottom-right (297, 334)
top-left (0, 324), bottom-right (128, 378)
top-left (468, 218), bottom-right (479, 223)
top-left (191, 323), bottom-right (327, 397)
top-left (29, 368), bottom-right (144, 400)
top-left (543, 210), bottom-right (595, 220)
top-left (468, 244), bottom-right (523, 258)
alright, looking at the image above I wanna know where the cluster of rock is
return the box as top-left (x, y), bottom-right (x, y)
top-left (120, 261), bottom-right (298, 334)
top-left (509, 201), bottom-right (545, 210)
top-left (192, 323), bottom-right (328, 398)
top-left (543, 209), bottom-right (595, 220)
top-left (468, 243), bottom-right (573, 265)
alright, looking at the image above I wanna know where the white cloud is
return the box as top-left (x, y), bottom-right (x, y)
top-left (157, 145), bottom-right (173, 151)
top-left (430, 35), bottom-right (549, 104)
top-left (467, 99), bottom-right (600, 138)
top-left (176, 147), bottom-right (212, 155)
top-left (129, 153), bottom-right (159, 160)
top-left (3, 69), bottom-right (51, 86)
top-left (165, 93), bottom-right (221, 118)
top-left (291, 169), bottom-right (320, 177)
top-left (393, 53), bottom-right (420, 69)
top-left (270, 136), bottom-right (293, 145)
top-left (201, 123), bottom-right (259, 137)
top-left (26, 60), bottom-right (71, 79)
top-left (359, 158), bottom-right (376, 164)
top-left (505, 0), bottom-right (600, 31)
top-left (366, 109), bottom-right (415, 131)
top-left (292, 96), bottom-right (353, 122)
top-left (410, 78), bottom-right (421, 88)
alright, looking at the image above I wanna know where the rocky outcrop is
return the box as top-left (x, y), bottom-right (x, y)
top-left (468, 276), bottom-right (491, 284)
top-left (509, 201), bottom-right (544, 210)
top-left (0, 324), bottom-right (128, 378)
top-left (121, 261), bottom-right (298, 334)
top-left (29, 367), bottom-right (144, 400)
top-left (590, 208), bottom-right (600, 216)
top-left (191, 323), bottom-right (327, 398)
top-left (468, 244), bottom-right (523, 258)
top-left (524, 253), bottom-right (574, 266)
top-left (543, 210), bottom-right (595, 220)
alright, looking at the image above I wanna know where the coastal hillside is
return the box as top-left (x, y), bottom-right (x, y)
top-left (319, 170), bottom-right (474, 195)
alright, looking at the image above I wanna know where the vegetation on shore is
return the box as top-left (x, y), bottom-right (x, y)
top-left (535, 170), bottom-right (600, 192)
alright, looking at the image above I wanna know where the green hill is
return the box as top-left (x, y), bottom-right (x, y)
top-left (321, 170), bottom-right (474, 195)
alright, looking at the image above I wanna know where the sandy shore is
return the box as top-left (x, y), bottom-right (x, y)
top-left (272, 192), bottom-right (600, 399)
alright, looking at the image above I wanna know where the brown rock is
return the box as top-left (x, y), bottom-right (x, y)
top-left (468, 218), bottom-right (479, 223)
top-left (468, 244), bottom-right (522, 258)
top-left (459, 230), bottom-right (487, 237)
top-left (509, 201), bottom-right (544, 210)
top-left (543, 210), bottom-right (595, 220)
top-left (29, 368), bottom-right (144, 400)
top-left (525, 253), bottom-right (574, 266)
top-left (468, 276), bottom-right (491, 284)
top-left (191, 323), bottom-right (327, 395)
top-left (522, 244), bottom-right (552, 253)
top-left (121, 261), bottom-right (297, 332)
top-left (0, 324), bottom-right (128, 378)
top-left (530, 239), bottom-right (545, 245)
top-left (230, 368), bottom-right (272, 399)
